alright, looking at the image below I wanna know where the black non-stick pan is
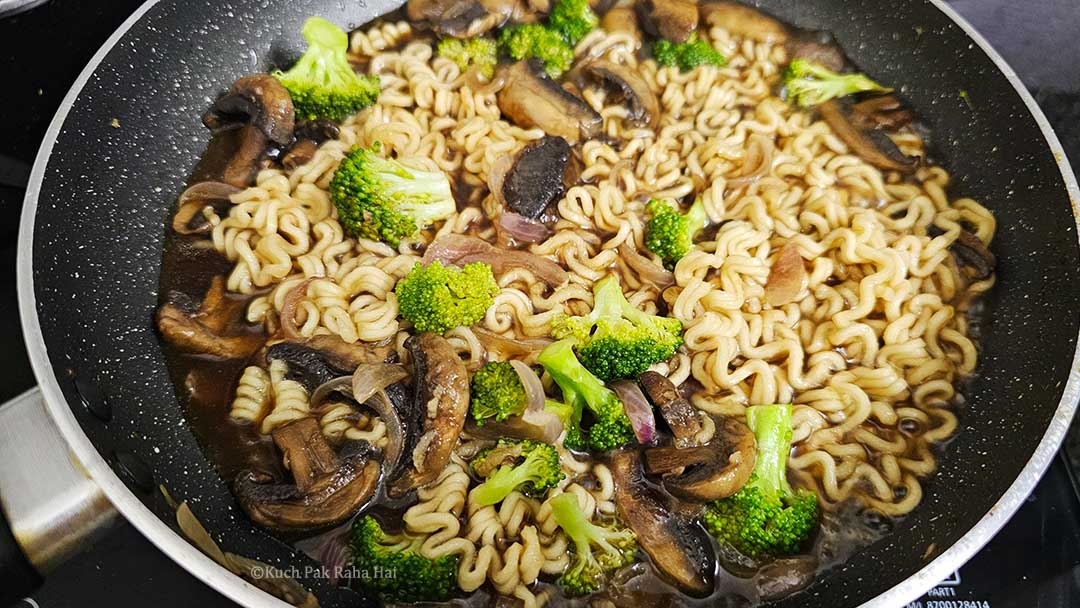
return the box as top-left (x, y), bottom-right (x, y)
top-left (2, 0), bottom-right (1079, 606)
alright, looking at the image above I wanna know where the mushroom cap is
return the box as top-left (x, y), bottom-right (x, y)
top-left (644, 415), bottom-right (758, 502)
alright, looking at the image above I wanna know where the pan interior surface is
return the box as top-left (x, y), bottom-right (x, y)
top-left (21, 0), bottom-right (1080, 606)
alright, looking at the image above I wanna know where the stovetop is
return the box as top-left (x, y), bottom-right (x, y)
top-left (2, 1), bottom-right (1080, 607)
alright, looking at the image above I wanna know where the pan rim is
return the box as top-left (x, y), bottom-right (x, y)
top-left (14, 1), bottom-right (1080, 607)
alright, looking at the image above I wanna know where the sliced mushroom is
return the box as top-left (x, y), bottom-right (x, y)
top-left (850, 95), bottom-right (916, 132)
top-left (157, 277), bottom-right (263, 359)
top-left (764, 242), bottom-right (806, 307)
top-left (951, 228), bottom-right (996, 279)
top-left (580, 60), bottom-right (659, 129)
top-left (639, 371), bottom-right (701, 446)
top-left (644, 415), bottom-right (757, 502)
top-left (601, 5), bottom-right (642, 42)
top-left (282, 139), bottom-right (318, 170)
top-left (389, 333), bottom-right (470, 496)
top-left (610, 451), bottom-right (716, 597)
top-left (785, 29), bottom-right (847, 72)
top-left (757, 555), bottom-right (818, 601)
top-left (221, 125), bottom-right (270, 188)
top-left (818, 99), bottom-right (917, 174)
top-left (499, 136), bottom-right (571, 218)
top-left (294, 118), bottom-right (341, 144)
top-left (203, 75), bottom-right (295, 146)
top-left (236, 417), bottom-right (381, 532)
top-left (636, 0), bottom-right (698, 43)
top-left (407, 0), bottom-right (512, 38)
top-left (265, 337), bottom-right (395, 391)
top-left (700, 1), bottom-right (788, 43)
top-left (497, 60), bottom-right (602, 145)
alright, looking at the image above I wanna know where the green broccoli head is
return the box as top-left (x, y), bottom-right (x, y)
top-left (538, 338), bottom-right (635, 451)
top-left (329, 142), bottom-right (455, 246)
top-left (273, 17), bottom-right (381, 122)
top-left (351, 515), bottom-right (459, 603)
top-left (551, 274), bottom-right (684, 381)
top-left (470, 439), bottom-right (564, 505)
top-left (547, 0), bottom-right (598, 46)
top-left (549, 492), bottom-right (638, 596)
top-left (497, 24), bottom-right (575, 78)
top-left (395, 260), bottom-right (499, 334)
top-left (645, 197), bottom-right (709, 270)
top-left (653, 33), bottom-right (727, 72)
top-left (782, 59), bottom-right (892, 108)
top-left (437, 36), bottom-right (498, 80)
top-left (702, 404), bottom-right (820, 559)
top-left (470, 361), bottom-right (528, 424)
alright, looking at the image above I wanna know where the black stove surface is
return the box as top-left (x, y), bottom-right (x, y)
top-left (2, 1), bottom-right (1079, 607)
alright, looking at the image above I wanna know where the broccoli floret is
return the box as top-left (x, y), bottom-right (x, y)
top-left (702, 404), bottom-right (820, 559)
top-left (351, 515), bottom-right (459, 603)
top-left (782, 59), bottom-right (892, 108)
top-left (549, 492), bottom-right (638, 595)
top-left (551, 275), bottom-right (684, 381)
top-left (538, 338), bottom-right (634, 451)
top-left (329, 142), bottom-right (455, 246)
top-left (497, 24), bottom-right (575, 78)
top-left (437, 36), bottom-right (498, 80)
top-left (470, 361), bottom-right (528, 424)
top-left (653, 33), bottom-right (727, 72)
top-left (273, 17), bottom-right (381, 122)
top-left (471, 439), bottom-right (564, 505)
top-left (395, 261), bottom-right (499, 334)
top-left (645, 197), bottom-right (709, 270)
top-left (547, 0), bottom-right (598, 46)
top-left (544, 398), bottom-right (587, 451)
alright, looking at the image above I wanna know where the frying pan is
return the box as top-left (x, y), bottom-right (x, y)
top-left (2, 0), bottom-right (1078, 606)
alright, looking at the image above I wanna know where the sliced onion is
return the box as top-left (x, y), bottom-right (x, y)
top-left (280, 277), bottom-right (316, 341)
top-left (612, 380), bottom-right (657, 445)
top-left (423, 234), bottom-right (568, 288)
top-left (496, 213), bottom-right (553, 246)
top-left (509, 360), bottom-right (545, 414)
top-left (351, 363), bottom-right (408, 405)
top-left (310, 376), bottom-right (353, 408)
top-left (368, 390), bottom-right (405, 478)
top-left (473, 327), bottom-right (553, 364)
top-left (621, 245), bottom-right (676, 290)
top-left (727, 133), bottom-right (775, 188)
top-left (172, 181), bottom-right (240, 234)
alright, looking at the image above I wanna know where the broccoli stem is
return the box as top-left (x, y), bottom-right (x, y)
top-left (539, 338), bottom-right (609, 409)
top-left (746, 404), bottom-right (794, 498)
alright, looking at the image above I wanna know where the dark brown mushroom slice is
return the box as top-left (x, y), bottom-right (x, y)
top-left (496, 60), bottom-right (602, 145)
top-left (156, 277), bottom-right (263, 359)
top-left (644, 415), bottom-right (757, 502)
top-left (636, 0), bottom-right (698, 43)
top-left (470, 442), bottom-right (526, 477)
top-left (951, 228), bottom-right (996, 279)
top-left (580, 60), bottom-right (659, 129)
top-left (850, 95), bottom-right (916, 132)
top-left (236, 417), bottom-right (382, 532)
top-left (756, 555), bottom-right (818, 602)
top-left (610, 451), bottom-right (716, 597)
top-left (601, 5), bottom-right (642, 41)
top-left (785, 29), bottom-right (848, 72)
top-left (221, 125), bottom-right (270, 188)
top-left (407, 0), bottom-right (511, 38)
top-left (282, 139), bottom-right (319, 170)
top-left (389, 333), bottom-right (470, 496)
top-left (639, 371), bottom-right (701, 445)
top-left (700, 1), bottom-right (788, 43)
top-left (203, 74), bottom-right (295, 146)
top-left (818, 100), bottom-right (917, 174)
top-left (265, 337), bottom-right (396, 391)
top-left (502, 136), bottom-right (571, 219)
top-left (294, 118), bottom-right (341, 143)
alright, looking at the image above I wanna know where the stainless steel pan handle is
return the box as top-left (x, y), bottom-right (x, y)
top-left (0, 388), bottom-right (118, 606)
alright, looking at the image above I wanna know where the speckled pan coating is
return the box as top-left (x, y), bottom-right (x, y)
top-left (20, 0), bottom-right (1080, 607)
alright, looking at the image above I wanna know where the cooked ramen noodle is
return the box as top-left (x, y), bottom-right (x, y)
top-left (158, 2), bottom-right (995, 606)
